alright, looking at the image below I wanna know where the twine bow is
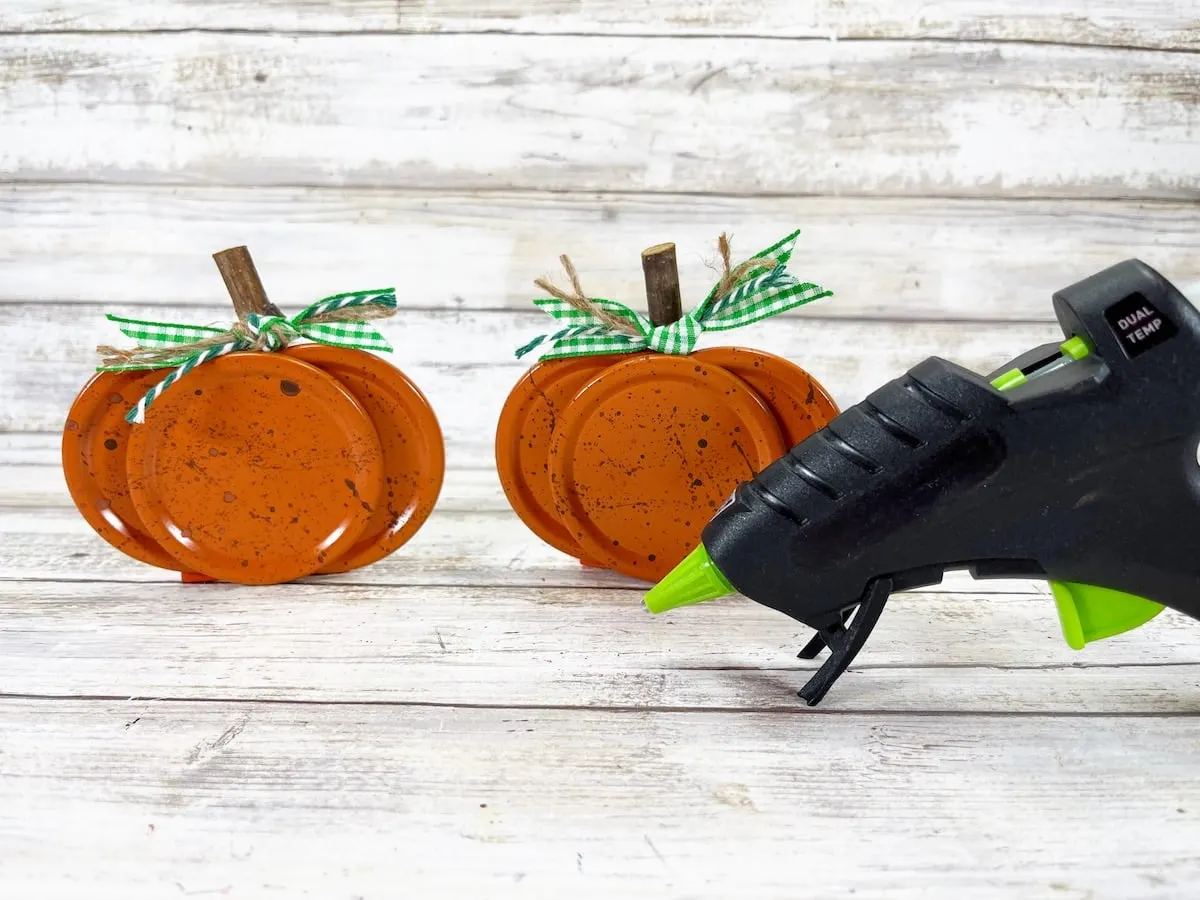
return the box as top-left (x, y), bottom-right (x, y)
top-left (514, 229), bottom-right (831, 361)
top-left (96, 288), bottom-right (397, 424)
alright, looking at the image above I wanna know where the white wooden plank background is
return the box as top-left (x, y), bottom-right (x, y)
top-left (6, 702), bottom-right (1200, 900)
top-left (3, 186), bottom-right (1199, 320)
top-left (2, 0), bottom-right (1199, 896)
top-left (4, 34), bottom-right (1199, 198)
top-left (4, 0), bottom-right (1197, 48)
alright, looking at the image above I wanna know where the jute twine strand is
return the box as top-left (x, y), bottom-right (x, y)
top-left (711, 232), bottom-right (777, 305)
top-left (534, 255), bottom-right (640, 335)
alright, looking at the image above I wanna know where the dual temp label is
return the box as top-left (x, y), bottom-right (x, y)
top-left (1104, 292), bottom-right (1179, 358)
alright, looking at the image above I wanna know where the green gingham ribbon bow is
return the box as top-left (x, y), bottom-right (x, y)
top-left (515, 229), bottom-right (831, 361)
top-left (98, 288), bottom-right (396, 424)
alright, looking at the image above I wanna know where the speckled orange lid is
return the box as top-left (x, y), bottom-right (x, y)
top-left (286, 343), bottom-right (445, 574)
top-left (61, 369), bottom-right (189, 571)
top-left (547, 353), bottom-right (787, 582)
top-left (693, 346), bottom-right (839, 447)
top-left (125, 352), bottom-right (385, 585)
top-left (495, 354), bottom-right (626, 564)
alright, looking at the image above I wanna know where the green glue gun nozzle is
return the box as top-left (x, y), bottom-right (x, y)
top-left (644, 544), bottom-right (735, 613)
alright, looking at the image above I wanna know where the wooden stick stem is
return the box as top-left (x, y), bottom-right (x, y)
top-left (641, 243), bottom-right (683, 327)
top-left (213, 246), bottom-right (284, 320)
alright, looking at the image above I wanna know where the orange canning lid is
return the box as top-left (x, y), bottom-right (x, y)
top-left (693, 346), bottom-right (839, 448)
top-left (124, 352), bottom-right (385, 585)
top-left (61, 369), bottom-right (188, 571)
top-left (547, 353), bottom-right (787, 583)
top-left (286, 344), bottom-right (445, 574)
top-left (495, 354), bottom-right (627, 564)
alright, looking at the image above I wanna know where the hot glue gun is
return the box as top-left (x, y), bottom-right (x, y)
top-left (644, 259), bottom-right (1200, 706)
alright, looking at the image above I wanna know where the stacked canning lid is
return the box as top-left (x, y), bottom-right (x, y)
top-left (61, 247), bottom-right (444, 586)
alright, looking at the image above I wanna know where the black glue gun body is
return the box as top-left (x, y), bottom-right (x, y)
top-left (660, 259), bottom-right (1200, 705)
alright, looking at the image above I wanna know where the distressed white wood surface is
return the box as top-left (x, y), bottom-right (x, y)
top-left (3, 0), bottom-right (1200, 896)
top-left (6, 702), bottom-right (1200, 900)
top-left (5, 578), bottom-right (1200, 713)
top-left (3, 185), bottom-right (1198, 320)
top-left (3, 35), bottom-right (1199, 198)
top-left (5, 0), bottom-right (1198, 50)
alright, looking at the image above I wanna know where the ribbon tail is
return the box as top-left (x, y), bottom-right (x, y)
top-left (516, 324), bottom-right (648, 360)
top-left (515, 334), bottom-right (551, 360)
top-left (515, 324), bottom-right (599, 360)
top-left (124, 340), bottom-right (242, 424)
top-left (700, 277), bottom-right (833, 334)
top-left (528, 296), bottom-right (650, 333)
top-left (692, 225), bottom-right (833, 331)
top-left (295, 288), bottom-right (397, 322)
top-left (105, 313), bottom-right (228, 348)
top-left (534, 339), bottom-right (646, 361)
top-left (695, 229), bottom-right (804, 320)
top-left (294, 322), bottom-right (394, 353)
top-left (753, 228), bottom-right (803, 268)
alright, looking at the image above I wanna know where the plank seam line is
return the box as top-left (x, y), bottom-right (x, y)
top-left (0, 691), bottom-right (1195, 717)
top-left (1, 29), bottom-right (1196, 55)
top-left (5, 183), bottom-right (1199, 208)
top-left (677, 661), bottom-right (1200, 672)
top-left (4, 179), bottom-right (1198, 205)
top-left (0, 573), bottom-right (1048, 598)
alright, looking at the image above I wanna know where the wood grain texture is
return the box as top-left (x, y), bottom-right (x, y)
top-left (4, 0), bottom-right (1198, 50)
top-left (0, 304), bottom-right (1063, 437)
top-left (4, 700), bottom-right (1200, 899)
top-left (0, 499), bottom-right (1044, 594)
top-left (0, 432), bottom-right (73, 467)
top-left (2, 35), bottom-right (1198, 198)
top-left (0, 579), bottom-right (1196, 713)
top-left (4, 1), bottom-right (1199, 892)
top-left (5, 186), bottom-right (1198, 320)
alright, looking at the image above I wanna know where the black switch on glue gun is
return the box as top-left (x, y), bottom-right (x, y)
top-left (644, 259), bottom-right (1200, 706)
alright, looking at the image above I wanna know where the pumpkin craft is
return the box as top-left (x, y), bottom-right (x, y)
top-left (62, 245), bottom-right (444, 584)
top-left (496, 230), bottom-right (840, 582)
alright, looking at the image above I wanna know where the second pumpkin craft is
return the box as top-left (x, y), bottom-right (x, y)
top-left (496, 230), bottom-right (840, 583)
